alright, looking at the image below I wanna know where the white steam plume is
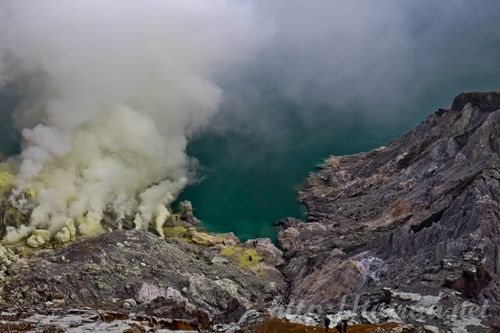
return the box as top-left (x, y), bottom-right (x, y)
top-left (0, 0), bottom-right (258, 239)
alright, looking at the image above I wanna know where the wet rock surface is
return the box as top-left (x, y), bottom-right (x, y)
top-left (278, 92), bottom-right (500, 331)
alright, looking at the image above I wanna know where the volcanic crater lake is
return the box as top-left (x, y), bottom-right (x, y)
top-left (177, 96), bottom-right (430, 241)
top-left (0, 86), bottom-right (498, 242)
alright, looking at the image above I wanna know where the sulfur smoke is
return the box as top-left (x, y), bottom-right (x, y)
top-left (0, 0), bottom-right (258, 241)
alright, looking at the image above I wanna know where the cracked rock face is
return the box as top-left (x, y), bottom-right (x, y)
top-left (278, 92), bottom-right (500, 330)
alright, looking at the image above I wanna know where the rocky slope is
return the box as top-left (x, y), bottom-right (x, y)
top-left (0, 226), bottom-right (289, 332)
top-left (278, 92), bottom-right (500, 331)
top-left (2, 230), bottom-right (285, 326)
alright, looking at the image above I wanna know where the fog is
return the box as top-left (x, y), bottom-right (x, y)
top-left (0, 0), bottom-right (499, 240)
top-left (0, 0), bottom-right (258, 240)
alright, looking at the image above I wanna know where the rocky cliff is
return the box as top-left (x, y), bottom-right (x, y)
top-left (278, 91), bottom-right (500, 331)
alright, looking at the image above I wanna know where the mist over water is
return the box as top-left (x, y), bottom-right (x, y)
top-left (179, 0), bottom-right (500, 240)
top-left (1, 0), bottom-right (500, 241)
top-left (0, 88), bottom-right (20, 155)
top-left (0, 0), bottom-right (259, 241)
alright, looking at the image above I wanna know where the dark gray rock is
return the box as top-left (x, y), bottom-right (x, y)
top-left (243, 238), bottom-right (284, 267)
top-left (279, 92), bottom-right (500, 330)
top-left (178, 200), bottom-right (200, 226)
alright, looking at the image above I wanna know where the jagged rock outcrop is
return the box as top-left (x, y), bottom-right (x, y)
top-left (278, 92), bottom-right (500, 331)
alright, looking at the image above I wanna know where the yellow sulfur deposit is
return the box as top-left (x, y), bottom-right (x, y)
top-left (54, 218), bottom-right (77, 243)
top-left (187, 229), bottom-right (239, 247)
top-left (189, 230), bottom-right (224, 246)
top-left (26, 229), bottom-right (52, 248)
top-left (169, 213), bottom-right (181, 224)
top-left (0, 171), bottom-right (14, 192)
top-left (76, 213), bottom-right (104, 237)
top-left (219, 246), bottom-right (262, 271)
top-left (25, 187), bottom-right (36, 199)
top-left (163, 225), bottom-right (188, 239)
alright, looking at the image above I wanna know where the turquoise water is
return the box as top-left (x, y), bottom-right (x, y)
top-left (1, 85), bottom-right (498, 242)
top-left (178, 94), bottom-right (430, 242)
top-left (177, 1), bottom-right (500, 241)
top-left (0, 88), bottom-right (21, 155)
top-left (2, 23), bottom-right (500, 242)
top-left (1, 84), bottom-right (499, 242)
top-left (0, 0), bottom-right (499, 243)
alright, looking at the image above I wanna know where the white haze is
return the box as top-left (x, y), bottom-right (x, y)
top-left (255, 0), bottom-right (499, 104)
top-left (1, 0), bottom-right (500, 241)
top-left (226, 0), bottom-right (500, 117)
top-left (0, 0), bottom-right (259, 240)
